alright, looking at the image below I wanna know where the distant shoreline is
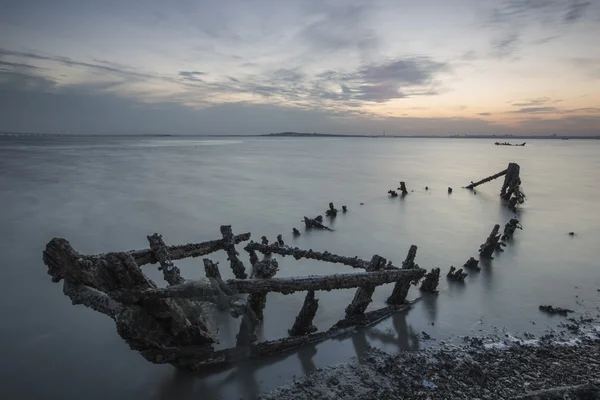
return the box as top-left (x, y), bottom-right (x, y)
top-left (1, 132), bottom-right (599, 140)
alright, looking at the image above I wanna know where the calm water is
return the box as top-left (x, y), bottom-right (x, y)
top-left (1, 136), bottom-right (599, 399)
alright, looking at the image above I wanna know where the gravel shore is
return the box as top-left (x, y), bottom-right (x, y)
top-left (259, 325), bottom-right (600, 400)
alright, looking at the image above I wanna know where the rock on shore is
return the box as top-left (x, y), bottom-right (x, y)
top-left (260, 329), bottom-right (600, 399)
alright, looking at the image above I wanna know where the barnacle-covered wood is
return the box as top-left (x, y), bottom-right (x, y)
top-left (387, 245), bottom-right (424, 304)
top-left (42, 238), bottom-right (218, 365)
top-left (419, 268), bottom-right (440, 293)
top-left (345, 255), bottom-right (388, 317)
top-left (465, 169), bottom-right (508, 189)
top-left (84, 232), bottom-right (251, 266)
top-left (303, 216), bottom-right (333, 230)
top-left (479, 224), bottom-right (502, 259)
top-left (289, 290), bottom-right (319, 336)
top-left (122, 268), bottom-right (425, 300)
top-left (244, 241), bottom-right (398, 270)
top-left (220, 225), bottom-right (247, 279)
top-left (247, 259), bottom-right (279, 321)
top-left (147, 233), bottom-right (185, 286)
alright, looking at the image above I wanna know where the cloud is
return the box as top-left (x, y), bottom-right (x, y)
top-left (1, 66), bottom-right (598, 136)
top-left (564, 1), bottom-right (591, 23)
top-left (311, 57), bottom-right (449, 103)
top-left (491, 33), bottom-right (520, 58)
top-left (478, 112), bottom-right (492, 116)
top-left (295, 2), bottom-right (379, 60)
top-left (508, 106), bottom-right (600, 114)
top-left (0, 60), bottom-right (43, 70)
top-left (178, 71), bottom-right (206, 82)
top-left (532, 35), bottom-right (559, 44)
top-left (510, 97), bottom-right (553, 106)
top-left (0, 47), bottom-right (164, 82)
top-left (509, 106), bottom-right (559, 113)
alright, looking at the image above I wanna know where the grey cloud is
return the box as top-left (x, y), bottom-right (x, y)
top-left (564, 1), bottom-right (591, 22)
top-left (508, 106), bottom-right (600, 114)
top-left (358, 58), bottom-right (447, 86)
top-left (228, 76), bottom-right (240, 82)
top-left (511, 97), bottom-right (552, 106)
top-left (0, 48), bottom-right (163, 82)
top-left (488, 0), bottom-right (594, 26)
top-left (0, 60), bottom-right (43, 70)
top-left (533, 35), bottom-right (559, 44)
top-left (491, 33), bottom-right (520, 58)
top-left (311, 57), bottom-right (448, 103)
top-left (2, 68), bottom-right (597, 136)
top-left (509, 106), bottom-right (558, 113)
top-left (295, 2), bottom-right (379, 60)
top-left (271, 69), bottom-right (305, 83)
top-left (478, 112), bottom-right (492, 116)
top-left (178, 71), bottom-right (206, 82)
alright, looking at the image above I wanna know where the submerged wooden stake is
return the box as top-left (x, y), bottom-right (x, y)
top-left (479, 224), bottom-right (501, 259)
top-left (220, 225), bottom-right (247, 279)
top-left (387, 245), bottom-right (423, 304)
top-left (247, 259), bottom-right (279, 320)
top-left (289, 290), bottom-right (319, 336)
top-left (345, 255), bottom-right (387, 317)
top-left (147, 233), bottom-right (185, 286)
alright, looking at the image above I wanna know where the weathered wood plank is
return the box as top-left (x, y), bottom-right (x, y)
top-left (244, 242), bottom-right (398, 270)
top-left (121, 269), bottom-right (425, 302)
top-left (147, 233), bottom-right (185, 286)
top-left (220, 225), bottom-right (248, 279)
top-left (466, 169), bottom-right (508, 189)
top-left (289, 290), bottom-right (319, 336)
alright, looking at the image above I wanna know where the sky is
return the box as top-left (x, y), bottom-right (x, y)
top-left (1, 0), bottom-right (599, 136)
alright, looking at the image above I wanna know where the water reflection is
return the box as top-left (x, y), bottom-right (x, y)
top-left (366, 311), bottom-right (420, 353)
top-left (297, 343), bottom-right (317, 375)
top-left (421, 292), bottom-right (438, 322)
top-left (479, 258), bottom-right (494, 290)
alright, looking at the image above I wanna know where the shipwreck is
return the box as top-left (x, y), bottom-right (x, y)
top-left (43, 227), bottom-right (425, 370)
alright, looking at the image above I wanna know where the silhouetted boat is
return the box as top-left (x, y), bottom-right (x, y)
top-left (495, 142), bottom-right (526, 146)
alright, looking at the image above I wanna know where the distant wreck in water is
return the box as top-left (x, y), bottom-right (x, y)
top-left (465, 162), bottom-right (526, 211)
top-left (495, 141), bottom-right (526, 146)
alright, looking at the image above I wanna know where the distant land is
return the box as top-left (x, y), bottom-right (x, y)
top-left (1, 131), bottom-right (599, 139)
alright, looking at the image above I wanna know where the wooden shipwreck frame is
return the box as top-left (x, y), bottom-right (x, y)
top-left (42, 162), bottom-right (525, 370)
top-left (43, 227), bottom-right (425, 370)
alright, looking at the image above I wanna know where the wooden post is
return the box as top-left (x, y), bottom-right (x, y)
top-left (147, 233), bottom-right (185, 286)
top-left (220, 225), bottom-right (247, 279)
top-left (289, 290), bottom-right (319, 336)
top-left (479, 224), bottom-right (501, 258)
top-left (202, 258), bottom-right (222, 280)
top-left (399, 181), bottom-right (408, 195)
top-left (247, 259), bottom-right (278, 321)
top-left (502, 218), bottom-right (522, 241)
top-left (419, 268), bottom-right (440, 293)
top-left (387, 245), bottom-right (421, 304)
top-left (500, 163), bottom-right (520, 200)
top-left (345, 255), bottom-right (387, 317)
top-left (236, 307), bottom-right (259, 347)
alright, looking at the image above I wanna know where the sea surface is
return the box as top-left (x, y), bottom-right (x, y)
top-left (1, 136), bottom-right (599, 399)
